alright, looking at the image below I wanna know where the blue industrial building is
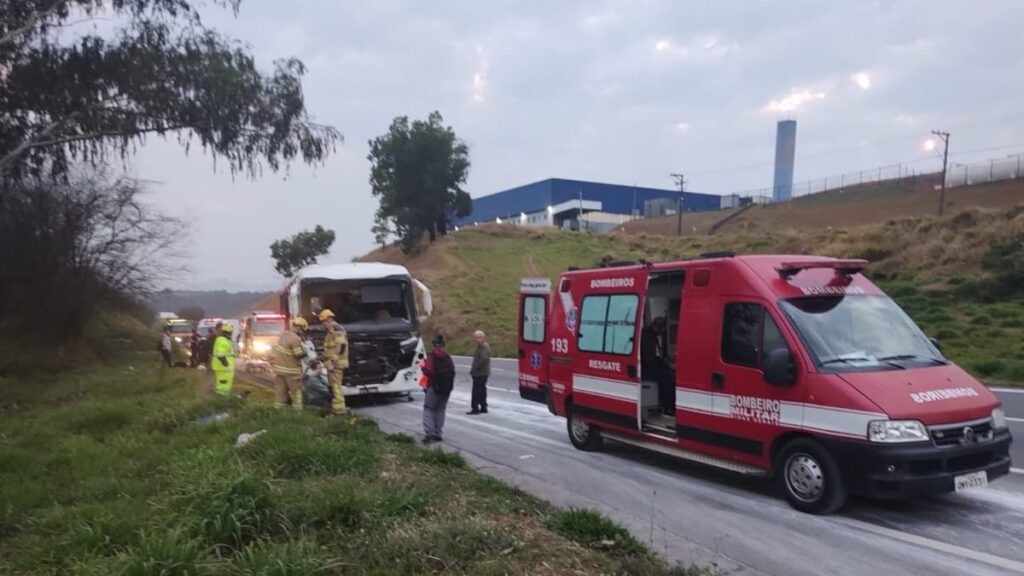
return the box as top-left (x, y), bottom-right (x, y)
top-left (772, 120), bottom-right (797, 202)
top-left (456, 178), bottom-right (724, 232)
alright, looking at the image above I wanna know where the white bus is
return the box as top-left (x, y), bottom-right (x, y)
top-left (282, 262), bottom-right (433, 398)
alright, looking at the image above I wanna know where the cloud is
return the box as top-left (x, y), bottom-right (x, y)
top-left (653, 34), bottom-right (737, 61)
top-left (851, 72), bottom-right (871, 90)
top-left (894, 114), bottom-right (917, 127)
top-left (123, 0), bottom-right (1024, 289)
top-left (471, 43), bottom-right (488, 103)
top-left (762, 89), bottom-right (827, 113)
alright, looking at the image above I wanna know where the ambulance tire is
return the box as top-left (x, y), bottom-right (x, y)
top-left (566, 404), bottom-right (603, 451)
top-left (777, 438), bottom-right (846, 515)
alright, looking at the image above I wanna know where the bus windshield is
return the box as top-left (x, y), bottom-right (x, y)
top-left (780, 295), bottom-right (946, 372)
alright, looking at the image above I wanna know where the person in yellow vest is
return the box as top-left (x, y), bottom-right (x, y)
top-left (272, 317), bottom-right (310, 409)
top-left (318, 309), bottom-right (348, 415)
top-left (211, 324), bottom-right (236, 396)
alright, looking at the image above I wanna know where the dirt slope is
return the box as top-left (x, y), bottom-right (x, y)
top-left (622, 178), bottom-right (1024, 237)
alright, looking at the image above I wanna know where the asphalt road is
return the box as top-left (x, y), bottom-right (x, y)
top-left (350, 357), bottom-right (1024, 576)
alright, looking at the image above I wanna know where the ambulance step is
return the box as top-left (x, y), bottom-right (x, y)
top-left (603, 432), bottom-right (768, 476)
top-left (642, 423), bottom-right (677, 438)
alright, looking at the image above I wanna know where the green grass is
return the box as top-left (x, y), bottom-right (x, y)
top-left (882, 281), bottom-right (1024, 385)
top-left (0, 351), bottom-right (704, 575)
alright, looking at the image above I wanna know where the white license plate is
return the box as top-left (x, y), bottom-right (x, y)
top-left (954, 470), bottom-right (988, 492)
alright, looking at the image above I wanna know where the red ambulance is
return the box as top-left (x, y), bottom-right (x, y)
top-left (517, 254), bottom-right (1012, 514)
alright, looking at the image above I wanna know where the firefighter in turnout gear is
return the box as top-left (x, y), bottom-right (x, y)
top-left (212, 324), bottom-right (236, 395)
top-left (318, 309), bottom-right (348, 415)
top-left (272, 317), bottom-right (310, 408)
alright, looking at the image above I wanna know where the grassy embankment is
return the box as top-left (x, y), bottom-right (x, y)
top-left (0, 331), bottom-right (705, 575)
top-left (370, 204), bottom-right (1024, 385)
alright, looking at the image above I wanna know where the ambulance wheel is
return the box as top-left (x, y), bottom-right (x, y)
top-left (567, 404), bottom-right (602, 451)
top-left (777, 438), bottom-right (846, 515)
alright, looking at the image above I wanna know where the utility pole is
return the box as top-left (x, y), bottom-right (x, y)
top-left (671, 173), bottom-right (686, 236)
top-left (932, 130), bottom-right (950, 216)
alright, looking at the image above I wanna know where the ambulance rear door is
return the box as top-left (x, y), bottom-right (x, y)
top-left (518, 278), bottom-right (551, 404)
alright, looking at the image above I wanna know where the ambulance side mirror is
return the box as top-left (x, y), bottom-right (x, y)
top-left (763, 348), bottom-right (795, 386)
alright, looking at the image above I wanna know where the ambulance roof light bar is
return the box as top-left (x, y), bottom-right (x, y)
top-left (777, 259), bottom-right (868, 279)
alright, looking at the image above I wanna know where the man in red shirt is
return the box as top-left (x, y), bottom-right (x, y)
top-left (421, 334), bottom-right (456, 443)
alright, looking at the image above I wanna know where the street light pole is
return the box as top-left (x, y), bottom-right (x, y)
top-left (932, 130), bottom-right (950, 216)
top-left (671, 173), bottom-right (686, 236)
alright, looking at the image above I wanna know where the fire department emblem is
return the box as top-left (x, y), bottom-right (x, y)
top-left (566, 307), bottom-right (578, 332)
top-left (530, 351), bottom-right (543, 370)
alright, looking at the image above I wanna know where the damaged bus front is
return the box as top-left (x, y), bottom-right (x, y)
top-left (282, 263), bottom-right (433, 397)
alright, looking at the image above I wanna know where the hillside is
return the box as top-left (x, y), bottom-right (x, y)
top-left (365, 203), bottom-right (1024, 384)
top-left (150, 290), bottom-right (273, 319)
top-left (619, 178), bottom-right (1024, 237)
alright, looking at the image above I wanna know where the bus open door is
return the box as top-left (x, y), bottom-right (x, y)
top-left (518, 278), bottom-right (551, 405)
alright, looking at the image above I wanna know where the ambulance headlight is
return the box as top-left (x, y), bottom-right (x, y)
top-left (992, 408), bottom-right (1008, 430)
top-left (253, 341), bottom-right (271, 353)
top-left (868, 420), bottom-right (929, 443)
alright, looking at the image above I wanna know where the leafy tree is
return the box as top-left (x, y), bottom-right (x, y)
top-left (175, 305), bottom-right (205, 322)
top-left (0, 0), bottom-right (341, 181)
top-left (270, 225), bottom-right (335, 278)
top-left (368, 111), bottom-right (471, 253)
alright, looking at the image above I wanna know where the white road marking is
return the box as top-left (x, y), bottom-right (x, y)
top-left (1011, 468), bottom-right (1024, 475)
top-left (1007, 417), bottom-right (1024, 423)
top-left (831, 516), bottom-right (1024, 574)
top-left (992, 388), bottom-right (1024, 394)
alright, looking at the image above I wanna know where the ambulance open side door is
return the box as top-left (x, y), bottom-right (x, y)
top-left (518, 278), bottom-right (551, 404)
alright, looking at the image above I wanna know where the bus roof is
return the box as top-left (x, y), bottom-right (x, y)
top-left (292, 262), bottom-right (411, 283)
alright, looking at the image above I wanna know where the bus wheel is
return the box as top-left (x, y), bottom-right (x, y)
top-left (567, 405), bottom-right (602, 451)
top-left (777, 438), bottom-right (846, 514)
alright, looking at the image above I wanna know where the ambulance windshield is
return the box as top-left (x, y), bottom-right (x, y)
top-left (781, 295), bottom-right (945, 372)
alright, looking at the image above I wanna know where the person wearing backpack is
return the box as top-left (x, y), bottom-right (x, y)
top-left (421, 334), bottom-right (456, 444)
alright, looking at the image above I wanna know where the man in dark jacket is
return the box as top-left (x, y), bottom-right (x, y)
top-left (467, 330), bottom-right (491, 415)
top-left (422, 334), bottom-right (456, 443)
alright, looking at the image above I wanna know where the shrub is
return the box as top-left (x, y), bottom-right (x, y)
top-left (242, 427), bottom-right (379, 479)
top-left (970, 314), bottom-right (993, 326)
top-left (282, 483), bottom-right (366, 530)
top-left (230, 539), bottom-right (346, 575)
top-left (410, 448), bottom-right (467, 468)
top-left (970, 360), bottom-right (1006, 378)
top-left (168, 450), bottom-right (278, 549)
top-left (981, 229), bottom-right (1024, 297)
top-left (76, 530), bottom-right (211, 576)
top-left (546, 508), bottom-right (648, 558)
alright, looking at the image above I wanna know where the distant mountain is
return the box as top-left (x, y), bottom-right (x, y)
top-left (149, 290), bottom-right (274, 319)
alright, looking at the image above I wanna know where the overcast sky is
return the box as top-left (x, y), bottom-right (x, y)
top-left (132, 0), bottom-right (1024, 291)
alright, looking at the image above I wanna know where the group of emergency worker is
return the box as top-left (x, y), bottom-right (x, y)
top-left (202, 309), bottom-right (350, 415)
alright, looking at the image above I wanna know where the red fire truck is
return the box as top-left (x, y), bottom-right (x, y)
top-left (517, 254), bottom-right (1012, 514)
